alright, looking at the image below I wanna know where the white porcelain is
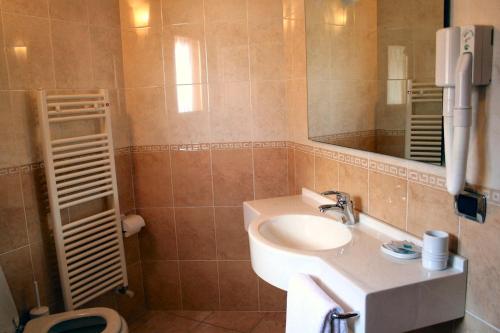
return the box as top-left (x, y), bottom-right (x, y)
top-left (423, 230), bottom-right (449, 255)
top-left (257, 214), bottom-right (352, 251)
top-left (422, 257), bottom-right (448, 271)
top-left (244, 188), bottom-right (467, 333)
top-left (23, 307), bottom-right (128, 333)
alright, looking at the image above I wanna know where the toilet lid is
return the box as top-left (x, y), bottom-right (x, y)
top-left (0, 266), bottom-right (18, 333)
top-left (24, 307), bottom-right (123, 333)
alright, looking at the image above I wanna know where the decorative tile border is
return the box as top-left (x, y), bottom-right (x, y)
top-left (131, 145), bottom-right (170, 153)
top-left (211, 142), bottom-right (252, 150)
top-left (408, 169), bottom-right (447, 190)
top-left (1, 140), bottom-right (499, 208)
top-left (369, 160), bottom-right (407, 179)
top-left (252, 141), bottom-right (287, 149)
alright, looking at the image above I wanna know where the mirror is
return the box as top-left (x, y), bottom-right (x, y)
top-left (306, 0), bottom-right (449, 165)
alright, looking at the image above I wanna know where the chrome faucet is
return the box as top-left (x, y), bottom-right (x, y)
top-left (318, 190), bottom-right (357, 225)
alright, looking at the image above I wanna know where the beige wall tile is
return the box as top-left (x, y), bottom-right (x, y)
top-left (368, 171), bottom-right (407, 230)
top-left (109, 90), bottom-right (130, 149)
top-left (211, 149), bottom-right (254, 206)
top-left (122, 29), bottom-right (164, 88)
top-left (2, 14), bottom-right (55, 90)
top-left (49, 0), bottom-right (88, 23)
top-left (125, 87), bottom-right (169, 146)
top-left (171, 150), bottom-right (213, 206)
top-left (250, 43), bottom-right (286, 81)
top-left (165, 85), bottom-right (211, 144)
top-left (458, 205), bottom-right (500, 328)
top-left (116, 262), bottom-right (146, 321)
top-left (138, 208), bottom-right (177, 260)
top-left (90, 26), bottom-right (124, 89)
top-left (163, 0), bottom-right (203, 25)
top-left (179, 261), bottom-right (219, 310)
top-left (205, 20), bottom-right (249, 83)
top-left (338, 163), bottom-right (369, 212)
top-left (115, 152), bottom-right (134, 213)
top-left (0, 18), bottom-right (8, 89)
top-left (215, 207), bottom-right (249, 260)
top-left (407, 182), bottom-right (459, 249)
top-left (0, 93), bottom-right (26, 168)
top-left (294, 150), bottom-right (314, 193)
top-left (314, 156), bottom-right (338, 193)
top-left (218, 261), bottom-right (258, 310)
top-left (254, 148), bottom-right (288, 199)
top-left (51, 20), bottom-right (93, 88)
top-left (1, 0), bottom-right (49, 17)
top-left (87, 0), bottom-right (121, 28)
top-left (30, 241), bottom-right (62, 309)
top-left (132, 151), bottom-right (173, 208)
top-left (175, 207), bottom-right (216, 260)
top-left (143, 260), bottom-right (181, 310)
top-left (287, 147), bottom-right (296, 194)
top-left (453, 312), bottom-right (498, 333)
top-left (0, 247), bottom-right (35, 314)
top-left (0, 173), bottom-right (27, 254)
top-left (209, 82), bottom-right (252, 142)
top-left (204, 0), bottom-right (246, 23)
top-left (20, 169), bottom-right (49, 245)
top-left (248, 0), bottom-right (284, 23)
top-left (123, 234), bottom-right (141, 265)
top-left (251, 80), bottom-right (288, 141)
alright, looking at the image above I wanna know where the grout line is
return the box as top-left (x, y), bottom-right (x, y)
top-left (16, 170), bottom-right (37, 281)
top-left (203, 0), bottom-right (221, 304)
top-left (465, 310), bottom-right (500, 332)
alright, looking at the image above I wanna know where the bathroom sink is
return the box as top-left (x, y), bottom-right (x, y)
top-left (244, 189), bottom-right (467, 333)
top-left (257, 214), bottom-right (352, 251)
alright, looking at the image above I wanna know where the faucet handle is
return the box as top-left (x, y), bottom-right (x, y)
top-left (320, 190), bottom-right (350, 204)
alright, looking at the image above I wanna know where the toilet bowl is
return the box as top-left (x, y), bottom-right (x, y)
top-left (24, 307), bottom-right (128, 333)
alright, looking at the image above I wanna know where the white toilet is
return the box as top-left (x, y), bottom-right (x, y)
top-left (0, 266), bottom-right (128, 333)
top-left (24, 307), bottom-right (128, 333)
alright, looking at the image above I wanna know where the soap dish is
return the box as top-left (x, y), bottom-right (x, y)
top-left (380, 240), bottom-right (422, 260)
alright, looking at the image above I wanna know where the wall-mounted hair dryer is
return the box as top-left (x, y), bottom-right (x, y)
top-left (435, 25), bottom-right (494, 196)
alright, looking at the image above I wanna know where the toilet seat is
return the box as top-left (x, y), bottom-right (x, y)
top-left (24, 307), bottom-right (126, 333)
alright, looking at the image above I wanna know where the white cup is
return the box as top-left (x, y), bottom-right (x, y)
top-left (422, 257), bottom-right (448, 271)
top-left (423, 230), bottom-right (449, 255)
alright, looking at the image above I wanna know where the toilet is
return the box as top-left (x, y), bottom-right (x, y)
top-left (0, 266), bottom-right (128, 333)
top-left (23, 307), bottom-right (128, 333)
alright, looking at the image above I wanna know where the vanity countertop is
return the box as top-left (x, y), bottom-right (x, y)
top-left (244, 189), bottom-right (467, 333)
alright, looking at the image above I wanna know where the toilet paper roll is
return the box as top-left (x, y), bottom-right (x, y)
top-left (122, 214), bottom-right (145, 238)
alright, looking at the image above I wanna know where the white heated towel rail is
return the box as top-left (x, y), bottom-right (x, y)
top-left (37, 89), bottom-right (128, 310)
top-left (405, 81), bottom-right (444, 165)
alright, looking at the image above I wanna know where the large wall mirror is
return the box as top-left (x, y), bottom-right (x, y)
top-left (306, 0), bottom-right (450, 165)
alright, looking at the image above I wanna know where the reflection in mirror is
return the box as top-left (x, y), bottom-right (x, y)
top-left (306, 0), bottom-right (446, 165)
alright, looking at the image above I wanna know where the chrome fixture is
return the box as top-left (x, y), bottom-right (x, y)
top-left (318, 191), bottom-right (357, 225)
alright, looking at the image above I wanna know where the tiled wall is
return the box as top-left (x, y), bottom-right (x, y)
top-left (0, 0), bottom-right (145, 322)
top-left (131, 143), bottom-right (288, 311)
top-left (118, 0), bottom-right (304, 312)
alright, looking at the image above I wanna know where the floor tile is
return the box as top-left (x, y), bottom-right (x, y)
top-left (204, 311), bottom-right (264, 332)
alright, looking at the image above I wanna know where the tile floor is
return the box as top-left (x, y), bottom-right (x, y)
top-left (129, 311), bottom-right (286, 333)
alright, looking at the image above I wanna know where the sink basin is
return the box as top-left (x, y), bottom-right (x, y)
top-left (258, 214), bottom-right (352, 251)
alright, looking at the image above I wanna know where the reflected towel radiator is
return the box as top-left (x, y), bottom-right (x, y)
top-left (37, 89), bottom-right (128, 310)
top-left (405, 81), bottom-right (444, 165)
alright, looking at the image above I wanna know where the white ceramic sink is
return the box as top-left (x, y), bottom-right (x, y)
top-left (244, 188), bottom-right (467, 333)
top-left (258, 214), bottom-right (352, 251)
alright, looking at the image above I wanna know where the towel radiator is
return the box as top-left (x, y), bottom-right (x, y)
top-left (37, 89), bottom-right (128, 310)
top-left (404, 81), bottom-right (444, 165)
